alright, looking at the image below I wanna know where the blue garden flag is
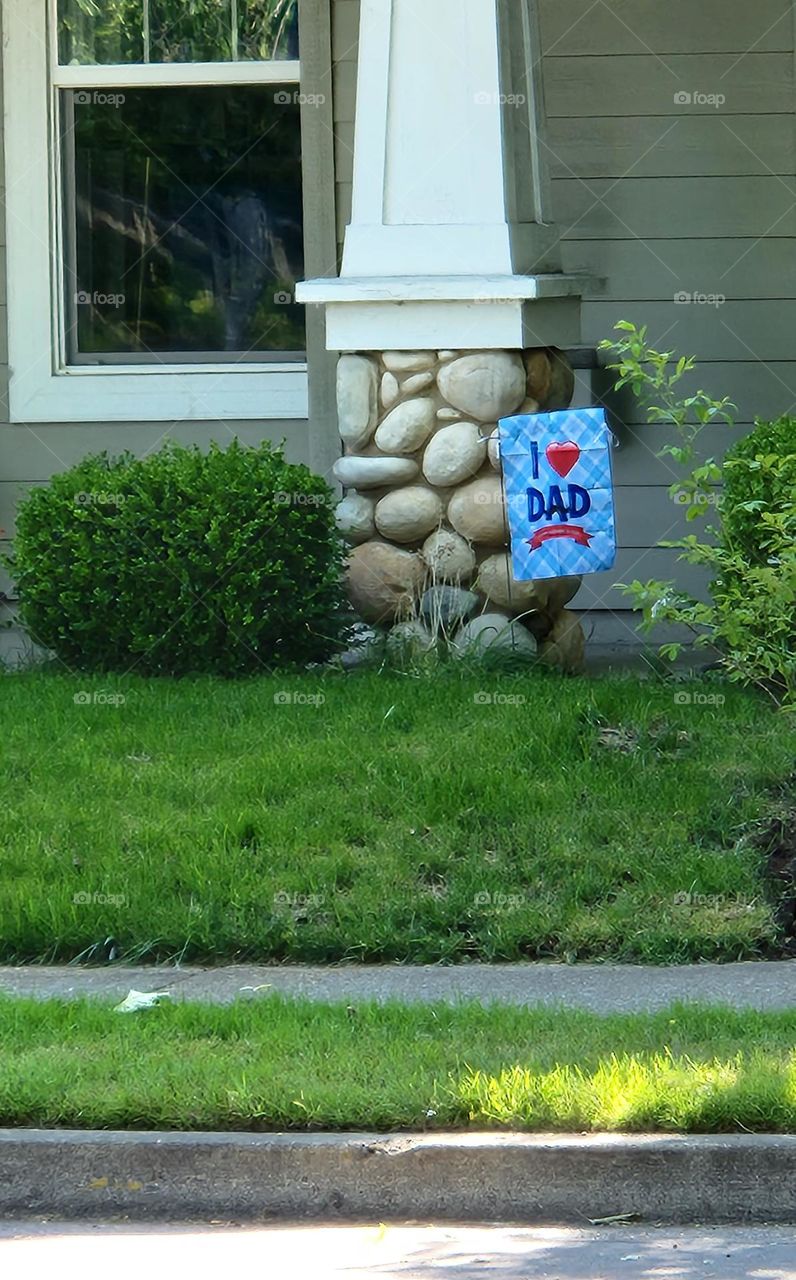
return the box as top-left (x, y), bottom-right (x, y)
top-left (498, 407), bottom-right (617, 581)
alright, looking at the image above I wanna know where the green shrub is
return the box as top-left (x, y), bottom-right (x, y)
top-left (599, 323), bottom-right (796, 707)
top-left (722, 417), bottom-right (796, 562)
top-left (9, 441), bottom-right (345, 675)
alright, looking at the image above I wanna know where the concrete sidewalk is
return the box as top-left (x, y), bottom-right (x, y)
top-left (1, 959), bottom-right (795, 1011)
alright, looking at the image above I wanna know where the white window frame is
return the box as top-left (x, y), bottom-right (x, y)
top-left (3, 0), bottom-right (309, 423)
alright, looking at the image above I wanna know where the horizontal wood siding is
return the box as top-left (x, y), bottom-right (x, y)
top-left (540, 1), bottom-right (794, 56)
top-left (545, 0), bottom-right (796, 611)
top-left (325, 1), bottom-right (795, 618)
top-left (545, 55), bottom-right (792, 117)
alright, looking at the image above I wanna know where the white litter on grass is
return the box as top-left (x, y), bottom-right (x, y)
top-left (113, 990), bottom-right (172, 1013)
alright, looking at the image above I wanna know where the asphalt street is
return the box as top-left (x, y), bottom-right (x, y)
top-left (1, 1221), bottom-right (795, 1279)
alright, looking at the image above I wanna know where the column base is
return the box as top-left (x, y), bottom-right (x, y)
top-left (333, 345), bottom-right (586, 672)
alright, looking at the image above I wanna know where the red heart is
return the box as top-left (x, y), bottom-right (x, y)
top-left (546, 441), bottom-right (580, 478)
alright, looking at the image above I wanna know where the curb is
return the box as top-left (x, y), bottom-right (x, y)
top-left (1, 1130), bottom-right (795, 1223)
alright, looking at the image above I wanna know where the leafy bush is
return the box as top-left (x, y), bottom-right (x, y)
top-left (10, 441), bottom-right (344, 675)
top-left (722, 417), bottom-right (796, 562)
top-left (599, 323), bottom-right (796, 707)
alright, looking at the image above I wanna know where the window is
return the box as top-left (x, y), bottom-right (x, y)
top-left (4, 0), bottom-right (309, 422)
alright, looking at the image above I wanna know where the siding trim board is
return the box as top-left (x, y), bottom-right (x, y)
top-left (540, 1), bottom-right (794, 57)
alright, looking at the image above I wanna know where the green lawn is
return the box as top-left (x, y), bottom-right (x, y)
top-left (0, 670), bottom-right (792, 964)
top-left (1, 996), bottom-right (795, 1133)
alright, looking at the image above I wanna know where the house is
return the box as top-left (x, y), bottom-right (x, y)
top-left (1, 1), bottom-right (791, 649)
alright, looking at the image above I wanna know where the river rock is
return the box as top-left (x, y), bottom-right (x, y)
top-left (453, 612), bottom-right (537, 660)
top-left (333, 455), bottom-right (419, 489)
top-left (544, 349), bottom-right (576, 410)
top-left (539, 609), bottom-right (585, 672)
top-left (402, 371), bottom-right (435, 394)
top-left (375, 486), bottom-right (444, 543)
top-left (421, 529), bottom-right (476, 582)
top-left (447, 474), bottom-right (508, 545)
top-left (438, 350), bottom-right (459, 362)
top-left (381, 371), bottom-right (400, 409)
top-left (422, 422), bottom-right (487, 487)
top-left (386, 619), bottom-right (435, 661)
top-left (419, 585), bottom-right (480, 629)
top-left (487, 428), bottom-right (501, 473)
top-left (337, 355), bottom-right (379, 449)
top-left (374, 398), bottom-right (436, 453)
top-left (437, 352), bottom-right (525, 422)
top-left (546, 575), bottom-right (582, 611)
top-left (347, 542), bottom-right (425, 623)
top-left (476, 553), bottom-right (550, 613)
top-left (436, 407), bottom-right (461, 421)
top-left (383, 351), bottom-right (436, 373)
top-left (524, 349), bottom-right (553, 404)
top-left (335, 493), bottom-right (376, 544)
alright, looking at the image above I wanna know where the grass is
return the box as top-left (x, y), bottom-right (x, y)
top-left (0, 669), bottom-right (792, 964)
top-left (0, 995), bottom-right (795, 1133)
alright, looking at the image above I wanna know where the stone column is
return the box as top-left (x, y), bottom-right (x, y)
top-left (297, 0), bottom-right (588, 669)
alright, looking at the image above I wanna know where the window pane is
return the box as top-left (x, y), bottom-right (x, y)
top-left (64, 86), bottom-right (305, 359)
top-left (57, 0), bottom-right (299, 64)
top-left (58, 0), bottom-right (145, 65)
top-left (239, 0), bottom-right (299, 60)
top-left (149, 0), bottom-right (234, 63)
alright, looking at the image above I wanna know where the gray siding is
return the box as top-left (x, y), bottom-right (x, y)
top-left (325, 1), bottom-right (791, 608)
top-left (542, 0), bottom-right (796, 603)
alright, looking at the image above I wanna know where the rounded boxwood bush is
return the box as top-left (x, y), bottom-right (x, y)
top-left (10, 441), bottom-right (345, 675)
top-left (722, 416), bottom-right (796, 561)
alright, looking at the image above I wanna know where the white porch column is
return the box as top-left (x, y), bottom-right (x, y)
top-left (295, 0), bottom-right (587, 666)
top-left (298, 0), bottom-right (583, 349)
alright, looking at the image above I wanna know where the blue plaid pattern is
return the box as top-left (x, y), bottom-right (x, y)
top-left (498, 407), bottom-right (617, 581)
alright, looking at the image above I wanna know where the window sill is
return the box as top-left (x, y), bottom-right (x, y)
top-left (9, 367), bottom-right (309, 424)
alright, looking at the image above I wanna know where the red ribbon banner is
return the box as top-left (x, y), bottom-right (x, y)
top-left (527, 524), bottom-right (593, 551)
